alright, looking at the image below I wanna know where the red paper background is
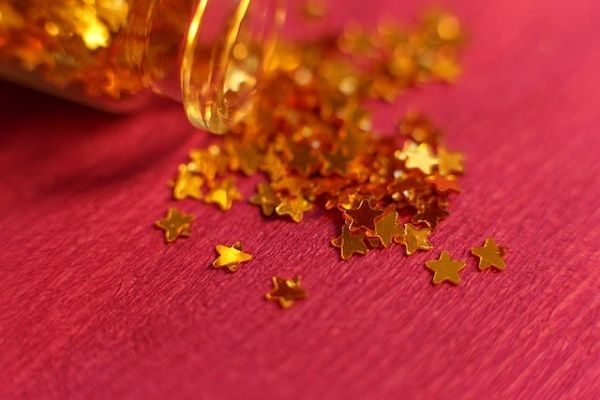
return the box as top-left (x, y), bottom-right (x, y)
top-left (1, 0), bottom-right (599, 398)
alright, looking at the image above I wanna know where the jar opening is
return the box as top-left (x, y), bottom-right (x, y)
top-left (181, 0), bottom-right (282, 134)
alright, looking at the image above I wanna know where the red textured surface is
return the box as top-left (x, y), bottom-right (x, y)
top-left (1, 0), bottom-right (600, 398)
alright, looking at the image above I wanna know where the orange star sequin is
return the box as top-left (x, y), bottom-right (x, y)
top-left (265, 276), bottom-right (307, 308)
top-left (425, 251), bottom-right (466, 285)
top-left (249, 183), bottom-right (280, 216)
top-left (204, 177), bottom-right (242, 211)
top-left (212, 241), bottom-right (253, 272)
top-left (275, 195), bottom-right (313, 222)
top-left (471, 238), bottom-right (507, 271)
top-left (397, 223), bottom-right (433, 255)
top-left (171, 163), bottom-right (203, 200)
top-left (369, 208), bottom-right (403, 247)
top-left (155, 208), bottom-right (194, 243)
top-left (404, 143), bottom-right (438, 174)
top-left (437, 146), bottom-right (464, 176)
top-left (344, 200), bottom-right (384, 231)
top-left (332, 224), bottom-right (368, 259)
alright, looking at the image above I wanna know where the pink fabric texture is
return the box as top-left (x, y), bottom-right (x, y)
top-left (1, 0), bottom-right (599, 398)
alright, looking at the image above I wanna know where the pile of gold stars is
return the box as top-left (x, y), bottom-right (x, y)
top-left (155, 10), bottom-right (508, 307)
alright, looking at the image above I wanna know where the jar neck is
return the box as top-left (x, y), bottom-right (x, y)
top-left (130, 0), bottom-right (281, 134)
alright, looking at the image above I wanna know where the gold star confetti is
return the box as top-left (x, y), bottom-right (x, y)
top-left (332, 225), bottom-right (368, 260)
top-left (471, 238), bottom-right (507, 271)
top-left (369, 208), bottom-right (403, 247)
top-left (397, 223), bottom-right (433, 255)
top-left (212, 241), bottom-right (253, 272)
top-left (344, 200), bottom-right (384, 231)
top-left (265, 276), bottom-right (307, 309)
top-left (425, 251), bottom-right (466, 285)
top-left (155, 208), bottom-right (194, 243)
top-left (275, 195), bottom-right (313, 222)
top-left (437, 146), bottom-right (464, 176)
top-left (171, 164), bottom-right (203, 200)
top-left (249, 183), bottom-right (280, 216)
top-left (153, 11), bottom-right (468, 273)
top-left (204, 177), bottom-right (242, 211)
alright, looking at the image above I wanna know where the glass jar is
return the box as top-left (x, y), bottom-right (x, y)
top-left (0, 0), bottom-right (283, 133)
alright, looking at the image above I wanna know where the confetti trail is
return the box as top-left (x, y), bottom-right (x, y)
top-left (165, 11), bottom-right (466, 266)
top-left (212, 242), bottom-right (253, 273)
top-left (424, 251), bottom-right (467, 285)
top-left (155, 208), bottom-right (194, 243)
top-left (471, 238), bottom-right (507, 271)
top-left (265, 276), bottom-right (307, 309)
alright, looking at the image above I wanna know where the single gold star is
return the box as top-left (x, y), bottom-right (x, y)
top-left (331, 224), bottom-right (368, 259)
top-left (171, 163), bottom-right (203, 200)
top-left (249, 183), bottom-right (281, 216)
top-left (396, 223), bottom-right (432, 255)
top-left (412, 200), bottom-right (449, 228)
top-left (265, 276), bottom-right (307, 309)
top-left (405, 143), bottom-right (438, 174)
top-left (212, 241), bottom-right (253, 272)
top-left (344, 200), bottom-right (384, 231)
top-left (370, 209), bottom-right (403, 247)
top-left (425, 251), bottom-right (466, 285)
top-left (204, 177), bottom-right (242, 211)
top-left (155, 208), bottom-right (194, 243)
top-left (471, 238), bottom-right (507, 271)
top-left (437, 146), bottom-right (464, 176)
top-left (275, 195), bottom-right (313, 222)
top-left (426, 174), bottom-right (461, 193)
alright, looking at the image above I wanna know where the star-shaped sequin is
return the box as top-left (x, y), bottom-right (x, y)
top-left (204, 177), bottom-right (242, 211)
top-left (265, 276), bottom-right (307, 308)
top-left (212, 241), bottom-right (253, 272)
top-left (250, 183), bottom-right (280, 216)
top-left (332, 224), bottom-right (368, 259)
top-left (396, 223), bottom-right (432, 255)
top-left (437, 146), bottom-right (464, 176)
top-left (426, 174), bottom-right (460, 193)
top-left (171, 163), bottom-right (203, 200)
top-left (370, 209), bottom-right (403, 247)
top-left (425, 251), bottom-right (466, 285)
top-left (405, 143), bottom-right (438, 174)
top-left (155, 208), bottom-right (194, 243)
top-left (275, 195), bottom-right (313, 222)
top-left (344, 200), bottom-right (384, 231)
top-left (412, 200), bottom-right (449, 228)
top-left (471, 238), bottom-right (507, 271)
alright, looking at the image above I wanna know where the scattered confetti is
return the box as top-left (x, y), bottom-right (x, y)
top-left (425, 251), bottom-right (466, 285)
top-left (265, 276), bottom-right (307, 309)
top-left (212, 242), bottom-right (253, 272)
top-left (155, 208), bottom-right (194, 243)
top-left (159, 11), bottom-right (472, 282)
top-left (471, 238), bottom-right (507, 271)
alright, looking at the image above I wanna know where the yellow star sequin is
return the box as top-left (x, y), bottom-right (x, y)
top-left (405, 143), bottom-right (438, 174)
top-left (437, 146), bottom-right (464, 176)
top-left (332, 225), bottom-right (368, 259)
top-left (155, 208), bottom-right (194, 243)
top-left (370, 209), bottom-right (403, 247)
top-left (471, 238), bottom-right (507, 271)
top-left (204, 177), bottom-right (242, 211)
top-left (212, 241), bottom-right (253, 272)
top-left (171, 164), bottom-right (203, 200)
top-left (265, 276), bottom-right (307, 309)
top-left (425, 251), bottom-right (466, 285)
top-left (397, 223), bottom-right (433, 255)
top-left (275, 195), bottom-right (313, 222)
top-left (249, 183), bottom-right (280, 216)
